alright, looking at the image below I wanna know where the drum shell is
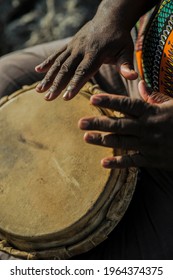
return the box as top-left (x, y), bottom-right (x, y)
top-left (0, 82), bottom-right (137, 259)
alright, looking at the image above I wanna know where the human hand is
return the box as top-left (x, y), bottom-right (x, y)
top-left (35, 18), bottom-right (138, 101)
top-left (78, 80), bottom-right (173, 170)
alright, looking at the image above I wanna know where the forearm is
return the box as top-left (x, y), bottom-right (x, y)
top-left (94, 0), bottom-right (159, 30)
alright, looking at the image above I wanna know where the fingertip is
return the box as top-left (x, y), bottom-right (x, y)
top-left (35, 82), bottom-right (43, 93)
top-left (101, 157), bottom-right (117, 169)
top-left (90, 95), bottom-right (102, 105)
top-left (101, 158), bottom-right (110, 168)
top-left (63, 90), bottom-right (73, 101)
top-left (138, 79), bottom-right (150, 101)
top-left (78, 119), bottom-right (89, 130)
top-left (44, 90), bottom-right (57, 101)
top-left (63, 84), bottom-right (78, 100)
top-left (44, 97), bottom-right (52, 102)
top-left (120, 64), bottom-right (138, 80)
top-left (138, 79), bottom-right (147, 91)
top-left (77, 119), bottom-right (82, 129)
top-left (35, 64), bottom-right (44, 72)
top-left (35, 66), bottom-right (40, 72)
top-left (35, 64), bottom-right (48, 73)
top-left (83, 132), bottom-right (94, 142)
top-left (83, 131), bottom-right (88, 140)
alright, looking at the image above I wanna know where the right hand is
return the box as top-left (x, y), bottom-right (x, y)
top-left (35, 18), bottom-right (138, 101)
top-left (78, 80), bottom-right (173, 170)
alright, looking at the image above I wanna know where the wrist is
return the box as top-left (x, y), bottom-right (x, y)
top-left (94, 0), bottom-right (159, 31)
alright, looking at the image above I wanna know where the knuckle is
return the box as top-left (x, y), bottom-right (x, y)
top-left (84, 56), bottom-right (95, 67)
top-left (42, 53), bottom-right (58, 66)
top-left (115, 155), bottom-right (123, 166)
top-left (108, 117), bottom-right (125, 133)
top-left (75, 67), bottom-right (87, 76)
top-left (59, 63), bottom-right (70, 74)
top-left (100, 134), bottom-right (107, 146)
top-left (92, 117), bottom-right (101, 129)
top-left (75, 60), bottom-right (94, 77)
top-left (45, 70), bottom-right (53, 79)
top-left (42, 57), bottom-right (52, 67)
top-left (52, 79), bottom-right (60, 89)
top-left (46, 65), bottom-right (59, 77)
top-left (91, 132), bottom-right (107, 146)
top-left (54, 58), bottom-right (63, 68)
top-left (124, 98), bottom-right (143, 112)
top-left (104, 134), bottom-right (117, 148)
top-left (42, 76), bottom-right (51, 84)
top-left (120, 96), bottom-right (132, 108)
top-left (114, 118), bottom-right (123, 132)
top-left (50, 84), bottom-right (57, 93)
top-left (52, 75), bottom-right (63, 88)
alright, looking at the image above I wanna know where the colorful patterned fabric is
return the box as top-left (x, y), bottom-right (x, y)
top-left (135, 12), bottom-right (154, 78)
top-left (142, 0), bottom-right (173, 96)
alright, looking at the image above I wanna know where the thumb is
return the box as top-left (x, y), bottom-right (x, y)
top-left (119, 62), bottom-right (138, 80)
top-left (116, 39), bottom-right (138, 80)
top-left (138, 80), bottom-right (172, 104)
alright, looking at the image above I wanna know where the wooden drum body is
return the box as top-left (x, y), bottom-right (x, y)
top-left (0, 83), bottom-right (137, 259)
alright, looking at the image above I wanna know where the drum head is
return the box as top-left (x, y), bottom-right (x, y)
top-left (0, 83), bottom-right (137, 258)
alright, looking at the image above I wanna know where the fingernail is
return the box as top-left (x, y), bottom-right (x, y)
top-left (120, 64), bottom-right (138, 79)
top-left (63, 84), bottom-right (75, 100)
top-left (36, 80), bottom-right (46, 91)
top-left (102, 159), bottom-right (111, 167)
top-left (91, 96), bottom-right (102, 105)
top-left (79, 120), bottom-right (89, 129)
top-left (63, 90), bottom-right (72, 100)
top-left (36, 83), bottom-right (42, 91)
top-left (35, 65), bottom-right (40, 71)
top-left (36, 63), bottom-right (44, 70)
top-left (84, 132), bottom-right (95, 141)
top-left (45, 90), bottom-right (54, 99)
top-left (45, 92), bottom-right (51, 99)
top-left (67, 85), bottom-right (73, 91)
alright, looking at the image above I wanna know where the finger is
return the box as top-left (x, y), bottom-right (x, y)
top-left (83, 132), bottom-right (140, 150)
top-left (101, 154), bottom-right (146, 169)
top-left (62, 53), bottom-right (100, 100)
top-left (119, 63), bottom-right (138, 80)
top-left (116, 40), bottom-right (138, 80)
top-left (36, 50), bottom-right (71, 93)
top-left (90, 93), bottom-right (154, 117)
top-left (44, 54), bottom-right (82, 100)
top-left (78, 116), bottom-right (140, 136)
top-left (138, 80), bottom-right (152, 102)
top-left (139, 80), bottom-right (172, 104)
top-left (35, 45), bottom-right (67, 73)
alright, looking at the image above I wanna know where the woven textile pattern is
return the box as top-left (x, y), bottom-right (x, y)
top-left (142, 0), bottom-right (173, 96)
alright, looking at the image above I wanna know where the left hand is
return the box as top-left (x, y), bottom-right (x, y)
top-left (78, 80), bottom-right (173, 169)
top-left (34, 4), bottom-right (138, 101)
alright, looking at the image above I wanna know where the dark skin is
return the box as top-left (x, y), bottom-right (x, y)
top-left (78, 80), bottom-right (173, 170)
top-left (35, 0), bottom-right (158, 101)
top-left (35, 0), bottom-right (172, 170)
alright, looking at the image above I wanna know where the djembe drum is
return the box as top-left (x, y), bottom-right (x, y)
top-left (0, 82), bottom-right (137, 259)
